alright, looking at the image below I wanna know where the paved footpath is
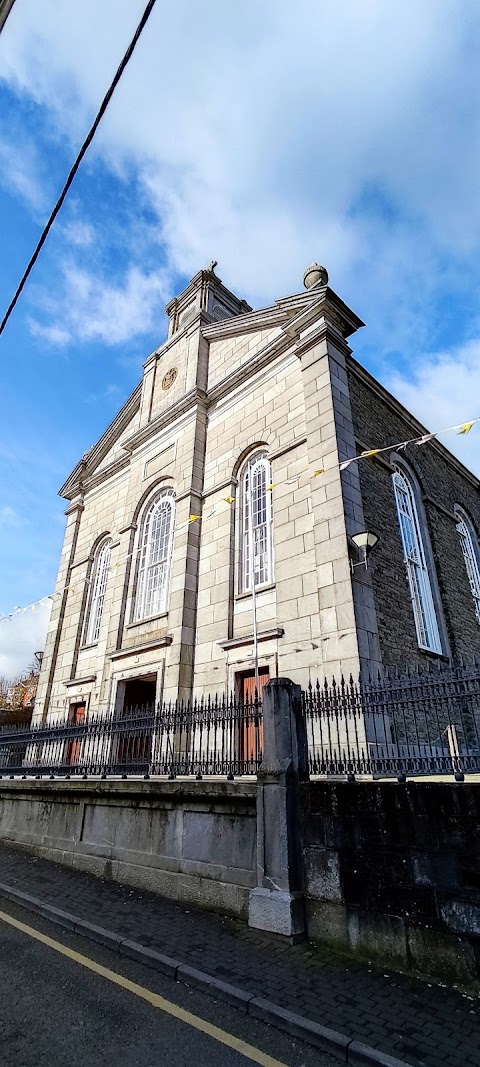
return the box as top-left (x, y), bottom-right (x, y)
top-left (0, 842), bottom-right (478, 1067)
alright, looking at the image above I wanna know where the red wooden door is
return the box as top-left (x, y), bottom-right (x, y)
top-left (66, 703), bottom-right (86, 766)
top-left (239, 669), bottom-right (269, 771)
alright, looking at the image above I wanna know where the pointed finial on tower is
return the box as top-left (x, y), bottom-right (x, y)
top-left (303, 263), bottom-right (328, 289)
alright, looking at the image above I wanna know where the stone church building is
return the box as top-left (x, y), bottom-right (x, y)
top-left (34, 265), bottom-right (480, 724)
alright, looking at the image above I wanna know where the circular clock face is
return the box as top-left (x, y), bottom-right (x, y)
top-left (162, 367), bottom-right (178, 390)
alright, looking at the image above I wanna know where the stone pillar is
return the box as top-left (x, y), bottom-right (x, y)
top-left (249, 678), bottom-right (308, 938)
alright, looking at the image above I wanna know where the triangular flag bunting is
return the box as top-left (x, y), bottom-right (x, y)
top-left (458, 420), bottom-right (476, 435)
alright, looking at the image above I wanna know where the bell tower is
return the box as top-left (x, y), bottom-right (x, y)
top-left (165, 262), bottom-right (251, 338)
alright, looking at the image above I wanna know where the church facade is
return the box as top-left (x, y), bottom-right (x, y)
top-left (34, 265), bottom-right (480, 724)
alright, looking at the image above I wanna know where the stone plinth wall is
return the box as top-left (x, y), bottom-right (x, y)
top-left (0, 779), bottom-right (257, 918)
top-left (301, 780), bottom-right (480, 986)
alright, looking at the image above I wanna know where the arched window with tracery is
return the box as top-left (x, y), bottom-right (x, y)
top-left (134, 489), bottom-right (175, 621)
top-left (240, 453), bottom-right (274, 592)
top-left (392, 467), bottom-right (442, 653)
top-left (455, 509), bottom-right (480, 624)
top-left (83, 537), bottom-right (112, 645)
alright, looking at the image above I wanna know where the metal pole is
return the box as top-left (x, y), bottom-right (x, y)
top-left (247, 461), bottom-right (259, 692)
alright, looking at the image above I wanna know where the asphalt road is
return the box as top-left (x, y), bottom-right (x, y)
top-left (0, 900), bottom-right (336, 1067)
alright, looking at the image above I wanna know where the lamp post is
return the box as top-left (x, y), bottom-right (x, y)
top-left (247, 460), bottom-right (259, 693)
top-left (350, 530), bottom-right (379, 571)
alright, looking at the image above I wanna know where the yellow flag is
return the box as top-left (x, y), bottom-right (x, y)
top-left (458, 420), bottom-right (476, 435)
top-left (189, 514), bottom-right (200, 522)
top-left (314, 468), bottom-right (324, 476)
top-left (267, 483), bottom-right (275, 491)
top-left (360, 449), bottom-right (381, 458)
top-left (224, 496), bottom-right (235, 504)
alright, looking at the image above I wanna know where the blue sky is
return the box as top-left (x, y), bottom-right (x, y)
top-left (0, 0), bottom-right (480, 675)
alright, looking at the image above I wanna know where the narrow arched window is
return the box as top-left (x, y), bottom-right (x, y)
top-left (240, 453), bottom-right (274, 592)
top-left (392, 469), bottom-right (442, 653)
top-left (83, 537), bottom-right (112, 645)
top-left (455, 511), bottom-right (480, 624)
top-left (134, 489), bottom-right (175, 620)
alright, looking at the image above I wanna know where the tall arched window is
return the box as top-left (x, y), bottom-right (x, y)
top-left (134, 489), bottom-right (175, 621)
top-left (455, 509), bottom-right (480, 624)
top-left (83, 537), bottom-right (112, 645)
top-left (392, 468), bottom-right (442, 653)
top-left (240, 453), bottom-right (274, 592)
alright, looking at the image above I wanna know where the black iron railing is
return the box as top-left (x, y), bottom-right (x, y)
top-left (301, 661), bottom-right (480, 780)
top-left (0, 693), bottom-right (263, 779)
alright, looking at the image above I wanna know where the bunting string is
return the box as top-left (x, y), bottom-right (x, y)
top-left (2, 416), bottom-right (477, 620)
top-left (334, 418), bottom-right (478, 474)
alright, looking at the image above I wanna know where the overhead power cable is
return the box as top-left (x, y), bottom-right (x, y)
top-left (0, 0), bottom-right (158, 338)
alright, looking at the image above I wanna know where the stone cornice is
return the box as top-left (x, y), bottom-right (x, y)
top-left (82, 453), bottom-right (131, 494)
top-left (122, 388), bottom-right (207, 455)
top-left (60, 383), bottom-right (142, 500)
top-left (217, 627), bottom-right (285, 650)
top-left (294, 319), bottom-right (353, 359)
top-left (109, 635), bottom-right (173, 660)
top-left (202, 304), bottom-right (290, 339)
top-left (202, 284), bottom-right (364, 342)
top-left (348, 357), bottom-right (480, 491)
top-left (64, 675), bottom-right (97, 688)
top-left (270, 437), bottom-right (307, 462)
top-left (64, 500), bottom-right (84, 517)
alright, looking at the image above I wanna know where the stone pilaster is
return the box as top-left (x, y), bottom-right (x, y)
top-left (249, 678), bottom-right (307, 938)
top-left (296, 313), bottom-right (382, 680)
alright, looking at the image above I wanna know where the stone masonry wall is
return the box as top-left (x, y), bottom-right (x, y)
top-left (348, 363), bottom-right (480, 666)
top-left (0, 779), bottom-right (257, 918)
top-left (301, 780), bottom-right (480, 987)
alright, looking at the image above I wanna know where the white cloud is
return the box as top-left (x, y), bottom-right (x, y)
top-left (0, 598), bottom-right (51, 681)
top-left (62, 219), bottom-right (94, 247)
top-left (29, 262), bottom-right (171, 346)
top-left (0, 135), bottom-right (45, 212)
top-left (28, 319), bottom-right (71, 346)
top-left (2, 0), bottom-right (480, 424)
top-left (2, 0), bottom-right (479, 300)
top-left (387, 339), bottom-right (480, 476)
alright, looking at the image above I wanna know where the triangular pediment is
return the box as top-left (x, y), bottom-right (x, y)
top-left (59, 383), bottom-right (142, 499)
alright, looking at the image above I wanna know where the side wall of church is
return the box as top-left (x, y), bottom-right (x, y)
top-left (348, 364), bottom-right (480, 667)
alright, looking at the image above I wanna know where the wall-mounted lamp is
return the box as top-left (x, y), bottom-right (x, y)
top-left (350, 531), bottom-right (379, 571)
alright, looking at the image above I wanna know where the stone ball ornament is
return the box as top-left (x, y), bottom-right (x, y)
top-left (303, 263), bottom-right (329, 289)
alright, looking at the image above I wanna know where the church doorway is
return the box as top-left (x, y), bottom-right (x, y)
top-left (122, 675), bottom-right (157, 714)
top-left (115, 674), bottom-right (157, 772)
